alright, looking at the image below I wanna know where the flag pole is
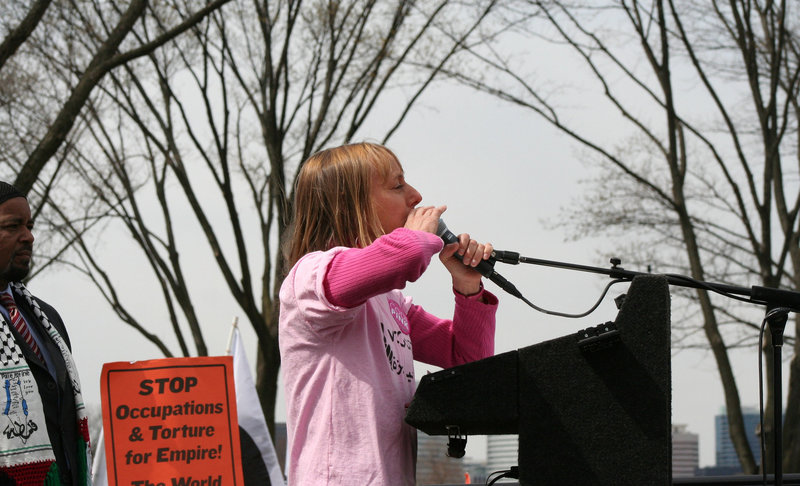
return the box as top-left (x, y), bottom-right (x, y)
top-left (225, 316), bottom-right (239, 355)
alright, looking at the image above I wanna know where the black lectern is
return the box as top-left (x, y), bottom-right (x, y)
top-left (406, 275), bottom-right (672, 485)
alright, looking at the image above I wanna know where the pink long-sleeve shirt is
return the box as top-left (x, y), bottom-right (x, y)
top-left (279, 228), bottom-right (497, 485)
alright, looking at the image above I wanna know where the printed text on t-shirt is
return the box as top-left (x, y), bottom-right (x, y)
top-left (380, 321), bottom-right (414, 383)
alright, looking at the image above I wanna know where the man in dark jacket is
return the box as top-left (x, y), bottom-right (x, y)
top-left (0, 182), bottom-right (89, 485)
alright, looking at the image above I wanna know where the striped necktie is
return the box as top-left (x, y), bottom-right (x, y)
top-left (0, 292), bottom-right (43, 361)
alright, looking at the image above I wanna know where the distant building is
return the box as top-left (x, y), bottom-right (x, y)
top-left (486, 434), bottom-right (519, 479)
top-left (695, 465), bottom-right (744, 476)
top-left (715, 406), bottom-right (761, 471)
top-left (416, 433), bottom-right (466, 485)
top-left (462, 461), bottom-right (490, 484)
top-left (483, 428), bottom-right (700, 479)
top-left (672, 424), bottom-right (699, 477)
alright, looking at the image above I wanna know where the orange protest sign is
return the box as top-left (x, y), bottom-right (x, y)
top-left (100, 357), bottom-right (245, 486)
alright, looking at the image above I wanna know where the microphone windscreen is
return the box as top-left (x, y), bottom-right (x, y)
top-left (436, 219), bottom-right (449, 238)
top-left (436, 219), bottom-right (459, 245)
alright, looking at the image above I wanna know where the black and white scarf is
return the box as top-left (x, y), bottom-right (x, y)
top-left (0, 282), bottom-right (91, 485)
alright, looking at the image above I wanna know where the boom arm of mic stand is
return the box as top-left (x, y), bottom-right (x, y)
top-left (493, 252), bottom-right (800, 312)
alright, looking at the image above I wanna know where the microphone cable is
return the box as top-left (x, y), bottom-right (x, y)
top-left (485, 466), bottom-right (519, 485)
top-left (515, 278), bottom-right (628, 318)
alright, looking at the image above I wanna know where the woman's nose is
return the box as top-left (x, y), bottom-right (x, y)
top-left (408, 185), bottom-right (422, 207)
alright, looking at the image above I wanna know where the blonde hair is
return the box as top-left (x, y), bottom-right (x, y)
top-left (288, 142), bottom-right (399, 266)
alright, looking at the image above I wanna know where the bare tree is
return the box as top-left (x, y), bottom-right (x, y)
top-left (450, 0), bottom-right (799, 473)
top-left (0, 0), bottom-right (52, 70)
top-left (19, 0), bottom-right (500, 435)
top-left (0, 0), bottom-right (235, 197)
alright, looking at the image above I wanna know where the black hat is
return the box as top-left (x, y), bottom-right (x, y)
top-left (0, 182), bottom-right (26, 206)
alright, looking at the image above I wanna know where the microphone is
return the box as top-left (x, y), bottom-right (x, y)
top-left (436, 219), bottom-right (522, 299)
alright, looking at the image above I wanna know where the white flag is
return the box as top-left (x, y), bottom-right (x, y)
top-left (91, 427), bottom-right (108, 486)
top-left (231, 328), bottom-right (286, 486)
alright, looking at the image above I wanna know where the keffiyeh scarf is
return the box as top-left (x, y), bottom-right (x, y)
top-left (0, 282), bottom-right (91, 485)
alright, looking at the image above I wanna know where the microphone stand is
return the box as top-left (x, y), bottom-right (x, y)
top-left (765, 308), bottom-right (789, 486)
top-left (492, 252), bottom-right (800, 483)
